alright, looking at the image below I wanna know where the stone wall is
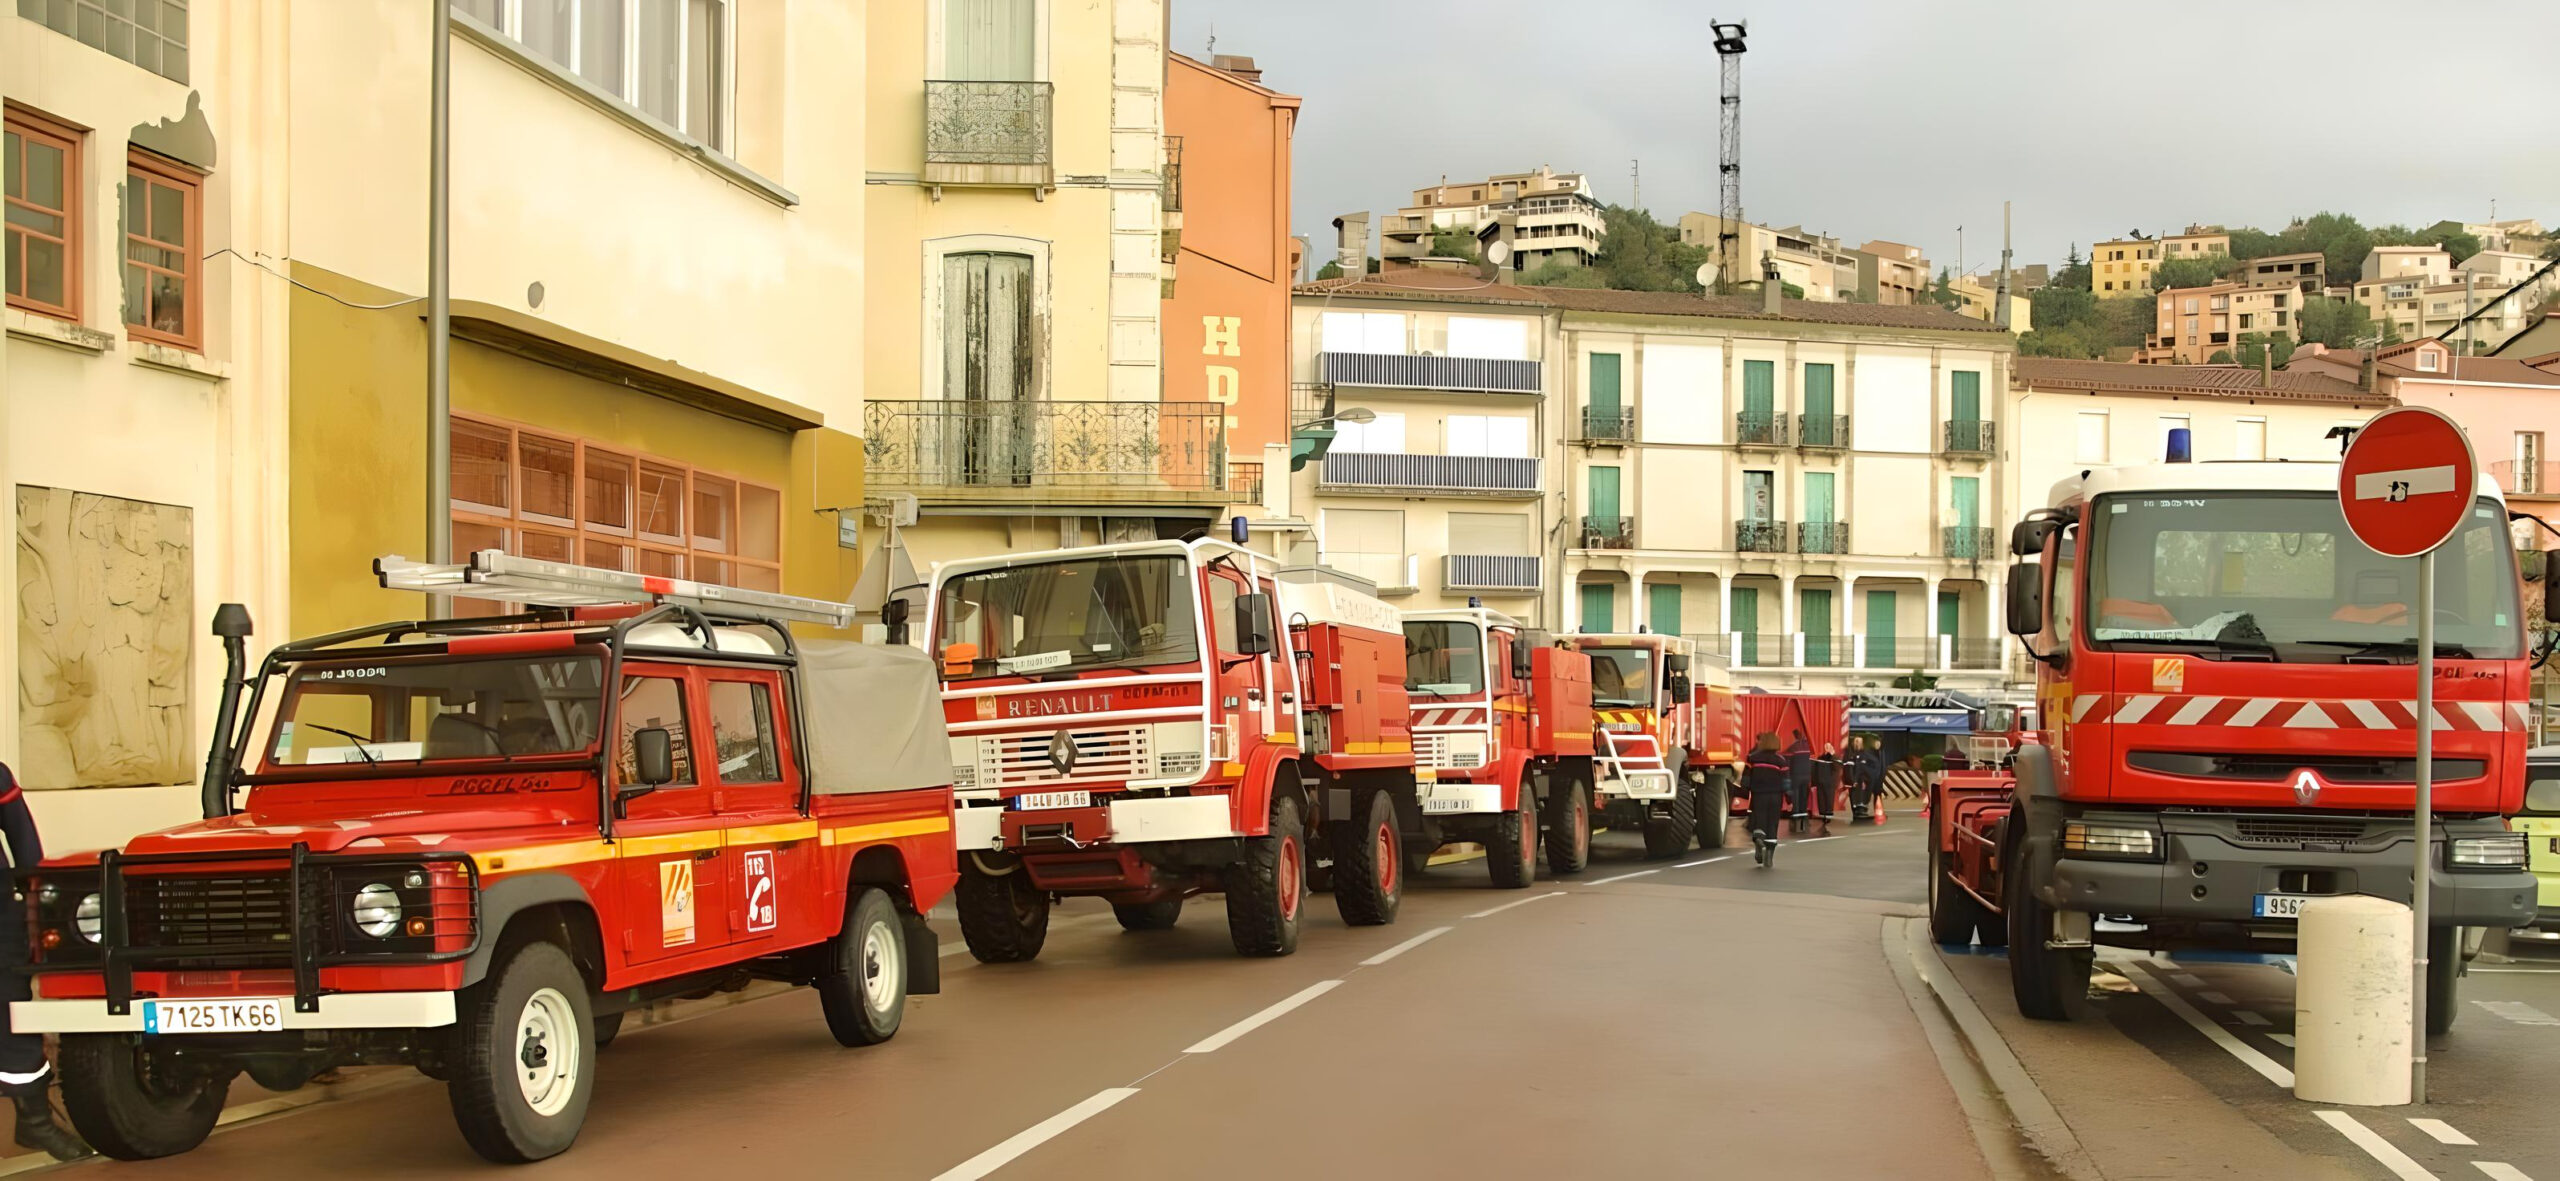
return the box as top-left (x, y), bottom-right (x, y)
top-left (15, 487), bottom-right (194, 789)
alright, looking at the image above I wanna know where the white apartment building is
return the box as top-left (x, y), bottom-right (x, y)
top-left (1380, 166), bottom-right (1606, 273)
top-left (1676, 215), bottom-right (1861, 301)
top-left (2362, 245), bottom-right (2454, 284)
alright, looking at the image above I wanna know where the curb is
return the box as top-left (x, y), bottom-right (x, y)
top-left (1884, 917), bottom-right (2105, 1181)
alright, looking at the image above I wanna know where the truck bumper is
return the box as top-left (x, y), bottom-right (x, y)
top-left (955, 793), bottom-right (1241, 855)
top-left (1420, 782), bottom-right (1503, 816)
top-left (2048, 812), bottom-right (2537, 928)
top-left (11, 991), bottom-right (456, 1034)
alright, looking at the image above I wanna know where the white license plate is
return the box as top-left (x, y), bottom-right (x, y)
top-left (144, 997), bottom-right (285, 1035)
top-left (2252, 894), bottom-right (2318, 919)
top-left (1011, 791), bottom-right (1092, 811)
top-left (1422, 796), bottom-right (1476, 815)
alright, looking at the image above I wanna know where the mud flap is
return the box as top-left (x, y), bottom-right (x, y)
top-left (901, 910), bottom-right (941, 996)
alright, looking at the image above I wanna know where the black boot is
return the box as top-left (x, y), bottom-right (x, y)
top-left (12, 1084), bottom-right (91, 1162)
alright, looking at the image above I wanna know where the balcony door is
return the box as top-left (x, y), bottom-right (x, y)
top-left (943, 0), bottom-right (1036, 81)
top-left (1801, 587), bottom-right (1832, 665)
top-left (1802, 362), bottom-right (1835, 444)
top-left (1951, 476), bottom-right (1979, 556)
top-left (1805, 471), bottom-right (1834, 535)
top-left (942, 250), bottom-right (1035, 487)
top-left (1731, 586), bottom-right (1760, 665)
top-left (1588, 353), bottom-right (1622, 436)
top-left (1864, 589), bottom-right (1898, 668)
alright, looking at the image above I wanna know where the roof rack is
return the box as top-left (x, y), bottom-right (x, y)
top-left (375, 550), bottom-right (856, 628)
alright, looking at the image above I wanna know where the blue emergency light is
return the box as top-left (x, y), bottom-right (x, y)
top-left (2165, 427), bottom-right (2193, 463)
top-left (1230, 516), bottom-right (1250, 544)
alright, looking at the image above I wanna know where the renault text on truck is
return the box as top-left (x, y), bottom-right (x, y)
top-left (1570, 632), bottom-right (1708, 858)
top-left (9, 553), bottom-right (957, 1163)
top-left (1929, 461), bottom-right (2538, 1034)
top-left (1402, 607), bottom-right (1596, 886)
top-left (930, 536), bottom-right (1419, 960)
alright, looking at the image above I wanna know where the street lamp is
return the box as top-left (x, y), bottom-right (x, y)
top-left (1290, 406), bottom-right (1375, 471)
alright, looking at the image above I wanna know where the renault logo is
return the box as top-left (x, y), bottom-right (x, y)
top-left (1047, 731), bottom-right (1079, 776)
top-left (2290, 768), bottom-right (2322, 807)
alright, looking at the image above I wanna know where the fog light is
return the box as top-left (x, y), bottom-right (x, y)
top-left (2063, 819), bottom-right (2161, 861)
top-left (2448, 832), bottom-right (2528, 870)
top-left (73, 894), bottom-right (102, 942)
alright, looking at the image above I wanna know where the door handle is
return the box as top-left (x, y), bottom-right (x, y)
top-left (694, 849), bottom-right (720, 861)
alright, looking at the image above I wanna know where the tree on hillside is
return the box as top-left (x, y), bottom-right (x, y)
top-left (2227, 226), bottom-right (2287, 261)
top-left (1428, 226), bottom-right (1479, 261)
top-left (1928, 266), bottom-right (1961, 310)
top-left (1517, 258), bottom-right (1609, 289)
top-left (2208, 349), bottom-right (2235, 364)
top-left (2423, 221), bottom-right (2484, 262)
top-left (2053, 244), bottom-right (2091, 291)
top-left (1513, 205), bottom-right (1713, 294)
top-left (1315, 256), bottom-right (1384, 280)
top-left (2296, 297), bottom-right (2377, 348)
top-left (2233, 332), bottom-right (2296, 370)
top-left (2151, 256), bottom-right (2231, 292)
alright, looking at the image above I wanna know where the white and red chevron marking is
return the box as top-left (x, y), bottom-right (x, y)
top-left (2065, 694), bottom-right (2529, 731)
top-left (1412, 708), bottom-right (1489, 728)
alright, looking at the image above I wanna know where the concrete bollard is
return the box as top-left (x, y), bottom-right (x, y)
top-left (2293, 895), bottom-right (2413, 1106)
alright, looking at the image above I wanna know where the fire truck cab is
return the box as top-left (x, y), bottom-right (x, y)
top-left (10, 553), bottom-right (956, 1164)
top-left (1401, 607), bottom-right (1596, 886)
top-left (1572, 632), bottom-right (1708, 859)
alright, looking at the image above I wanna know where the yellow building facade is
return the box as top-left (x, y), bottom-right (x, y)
top-left (2092, 237), bottom-right (2160, 298)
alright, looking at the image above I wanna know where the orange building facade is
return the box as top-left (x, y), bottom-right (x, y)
top-left (1164, 54), bottom-right (1301, 493)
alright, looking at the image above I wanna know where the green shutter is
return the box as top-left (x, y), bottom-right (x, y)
top-left (1805, 472), bottom-right (1835, 524)
top-left (1803, 363), bottom-right (1836, 445)
top-left (1587, 465), bottom-right (1621, 526)
top-left (1589, 354), bottom-right (1622, 418)
top-left (1952, 476), bottom-right (1980, 529)
top-left (1865, 589), bottom-right (1899, 668)
top-left (1732, 586), bottom-right (1760, 664)
top-left (1743, 360), bottom-right (1775, 416)
top-left (1937, 590), bottom-right (1960, 637)
top-left (1802, 587), bottom-right (1833, 666)
top-left (1648, 584), bottom-right (1682, 636)
top-left (1580, 583), bottom-right (1615, 634)
top-left (1951, 370), bottom-right (1982, 422)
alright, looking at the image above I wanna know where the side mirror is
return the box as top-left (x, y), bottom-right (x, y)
top-left (2010, 518), bottom-right (2059, 558)
top-left (1235, 593), bottom-right (1275, 657)
top-left (2005, 563), bottom-right (2045, 637)
top-left (1509, 634), bottom-right (1536, 682)
top-left (630, 727), bottom-right (676, 788)
top-left (2545, 553), bottom-right (2560, 622)
top-left (1664, 653), bottom-right (1692, 676)
top-left (883, 598), bottom-right (911, 647)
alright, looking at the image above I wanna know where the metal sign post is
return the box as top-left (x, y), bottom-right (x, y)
top-left (2410, 548), bottom-right (2434, 1102)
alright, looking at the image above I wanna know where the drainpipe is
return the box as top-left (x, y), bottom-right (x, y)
top-left (2360, 350), bottom-right (2378, 394)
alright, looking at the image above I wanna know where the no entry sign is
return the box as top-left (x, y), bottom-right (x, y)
top-left (2337, 406), bottom-right (2477, 558)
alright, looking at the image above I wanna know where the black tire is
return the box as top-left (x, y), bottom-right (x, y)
top-left (448, 940), bottom-right (596, 1163)
top-left (1331, 789), bottom-right (1404, 926)
top-left (593, 1011), bottom-right (624, 1049)
top-left (1545, 772), bottom-right (1592, 875)
top-left (1699, 776), bottom-right (1736, 849)
top-left (1927, 834), bottom-right (1986, 946)
top-left (1225, 794), bottom-right (1307, 957)
top-left (58, 1034), bottom-right (229, 1160)
top-left (1486, 791), bottom-right (1539, 889)
top-left (2426, 925), bottom-right (2460, 1037)
top-left (1112, 897), bottom-right (1184, 931)
top-left (955, 856), bottom-right (1050, 964)
top-left (2005, 844), bottom-right (2093, 1022)
top-left (1642, 785), bottom-right (1697, 859)
top-left (818, 888), bottom-right (909, 1047)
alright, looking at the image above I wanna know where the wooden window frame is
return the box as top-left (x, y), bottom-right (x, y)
top-left (4, 106), bottom-right (83, 322)
top-left (123, 148), bottom-right (203, 351)
top-left (447, 413), bottom-right (783, 594)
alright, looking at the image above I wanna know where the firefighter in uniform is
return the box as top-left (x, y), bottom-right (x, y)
top-left (0, 765), bottom-right (91, 1161)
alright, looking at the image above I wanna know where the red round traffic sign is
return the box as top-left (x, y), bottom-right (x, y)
top-left (2337, 405), bottom-right (2477, 558)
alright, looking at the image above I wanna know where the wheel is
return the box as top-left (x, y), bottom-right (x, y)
top-left (447, 940), bottom-right (596, 1163)
top-left (1544, 773), bottom-right (1592, 876)
top-left (1699, 776), bottom-right (1736, 849)
top-left (955, 855), bottom-right (1050, 964)
top-left (57, 1034), bottom-right (230, 1160)
top-left (2426, 925), bottom-right (2461, 1037)
top-left (593, 1011), bottom-right (624, 1049)
top-left (818, 887), bottom-right (909, 1047)
top-left (1331, 789), bottom-right (1404, 926)
top-left (1486, 791), bottom-right (1539, 889)
top-left (1225, 794), bottom-right (1307, 957)
top-left (2005, 844), bottom-right (2093, 1022)
top-left (1927, 833), bottom-right (1986, 945)
top-left (1642, 784), bottom-right (1697, 859)
top-left (1112, 897), bottom-right (1184, 931)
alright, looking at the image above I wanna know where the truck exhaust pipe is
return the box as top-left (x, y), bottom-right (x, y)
top-left (199, 603), bottom-right (254, 819)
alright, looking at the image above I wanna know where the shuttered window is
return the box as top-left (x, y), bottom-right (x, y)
top-left (1447, 512), bottom-right (1531, 556)
top-left (943, 0), bottom-right (1035, 80)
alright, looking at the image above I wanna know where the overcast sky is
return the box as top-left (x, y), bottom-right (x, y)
top-left (1169, 0), bottom-right (2560, 279)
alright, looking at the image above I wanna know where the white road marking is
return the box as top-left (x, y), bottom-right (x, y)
top-left (2471, 967), bottom-right (2560, 974)
top-left (2114, 961), bottom-right (2294, 1087)
top-left (2473, 1164), bottom-right (2533, 1181)
top-left (2172, 974), bottom-right (2207, 988)
top-left (1677, 855), bottom-right (1735, 867)
top-left (1793, 835), bottom-right (1842, 844)
top-left (1359, 926), bottom-right (1452, 966)
top-left (1184, 981), bottom-right (1343, 1054)
top-left (2232, 1010), bottom-right (2271, 1027)
top-left (2268, 1033), bottom-right (2296, 1047)
top-left (932, 1088), bottom-right (1141, 1181)
top-left (2409, 1119), bottom-right (2476, 1146)
top-left (1586, 869), bottom-right (1661, 885)
top-left (2314, 1110), bottom-right (2439, 1181)
top-left (2198, 990), bottom-right (2236, 1005)
top-left (2472, 999), bottom-right (2560, 1026)
top-left (1466, 891), bottom-right (1565, 919)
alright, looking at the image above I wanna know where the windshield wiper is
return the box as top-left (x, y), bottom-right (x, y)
top-left (2299, 639), bottom-right (2477, 660)
top-left (2101, 636), bottom-right (2277, 659)
top-left (302, 723), bottom-right (380, 767)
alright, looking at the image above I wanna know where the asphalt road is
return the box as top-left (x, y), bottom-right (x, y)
top-left (48, 818), bottom-right (1994, 1179)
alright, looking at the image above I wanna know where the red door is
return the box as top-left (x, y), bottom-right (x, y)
top-left (703, 669), bottom-right (821, 952)
top-left (1205, 570), bottom-right (1274, 763)
top-left (613, 665), bottom-right (733, 970)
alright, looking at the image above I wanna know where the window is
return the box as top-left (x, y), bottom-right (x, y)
top-left (1446, 315), bottom-right (1527, 360)
top-left (1330, 411), bottom-right (1405, 454)
top-left (2236, 418), bottom-right (2267, 462)
top-left (942, 0), bottom-right (1035, 80)
top-left (706, 680), bottom-right (780, 784)
top-left (940, 250), bottom-right (1037, 416)
top-left (4, 107), bottom-right (79, 320)
top-left (1319, 311), bottom-right (1405, 354)
top-left (2417, 351), bottom-right (2440, 372)
top-left (17, 0), bottom-right (189, 82)
top-left (122, 150), bottom-right (199, 349)
top-left (449, 415), bottom-right (783, 597)
top-left (2518, 432), bottom-right (2545, 494)
top-left (452, 0), bottom-right (732, 151)
top-left (2075, 410), bottom-right (2110, 463)
top-left (1321, 508), bottom-right (1405, 590)
top-left (1446, 414), bottom-right (1529, 458)
top-left (1448, 512), bottom-right (1532, 556)
top-left (617, 675), bottom-right (696, 786)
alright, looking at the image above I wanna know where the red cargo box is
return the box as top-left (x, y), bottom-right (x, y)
top-left (1741, 692), bottom-right (1848, 752)
top-left (1530, 645), bottom-right (1593, 758)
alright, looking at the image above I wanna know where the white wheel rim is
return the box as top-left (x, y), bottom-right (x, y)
top-left (515, 986), bottom-right (581, 1117)
top-left (861, 917), bottom-right (904, 1016)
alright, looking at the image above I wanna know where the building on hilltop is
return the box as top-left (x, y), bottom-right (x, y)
top-left (2091, 236), bottom-right (2161, 297)
top-left (1676, 215), bottom-right (1862, 301)
top-left (1379, 166), bottom-right (1606, 273)
top-left (2244, 251), bottom-right (2327, 298)
top-left (2161, 225), bottom-right (2231, 262)
top-left (1852, 240), bottom-right (1931, 305)
top-left (1949, 275), bottom-right (2031, 332)
top-left (2142, 283), bottom-right (2301, 364)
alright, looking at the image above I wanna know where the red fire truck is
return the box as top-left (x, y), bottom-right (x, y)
top-left (1571, 632), bottom-right (1705, 859)
top-left (930, 535), bottom-right (1418, 960)
top-left (1402, 607), bottom-right (1596, 885)
top-left (10, 553), bottom-right (956, 1163)
top-left (1931, 460), bottom-right (2541, 1034)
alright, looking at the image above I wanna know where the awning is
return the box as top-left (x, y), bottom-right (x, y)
top-left (1848, 708), bottom-right (1974, 735)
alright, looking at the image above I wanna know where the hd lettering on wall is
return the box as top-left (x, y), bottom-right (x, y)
top-left (1204, 315), bottom-right (1243, 431)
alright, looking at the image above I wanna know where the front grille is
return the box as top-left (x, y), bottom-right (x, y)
top-left (2131, 752), bottom-right (2486, 783)
top-left (981, 726), bottom-right (1152, 788)
top-left (2231, 818), bottom-right (2385, 849)
top-left (124, 873), bottom-right (302, 965)
top-left (1415, 732), bottom-right (1450, 771)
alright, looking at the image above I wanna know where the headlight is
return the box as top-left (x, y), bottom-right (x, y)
top-left (1157, 750), bottom-right (1203, 776)
top-left (2062, 819), bottom-right (2161, 862)
top-left (73, 893), bottom-right (102, 943)
top-left (351, 883), bottom-right (403, 938)
top-left (2448, 832), bottom-right (2528, 870)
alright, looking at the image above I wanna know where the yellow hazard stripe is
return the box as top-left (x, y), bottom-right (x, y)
top-left (820, 816), bottom-right (953, 846)
top-left (1494, 701), bottom-right (1528, 714)
top-left (1266, 733), bottom-right (1299, 745)
top-left (1345, 740), bottom-right (1413, 755)
top-left (726, 820), bottom-right (819, 846)
top-left (473, 840), bottom-right (614, 875)
top-left (617, 830), bottom-right (722, 857)
top-left (475, 816), bottom-right (947, 873)
top-left (1555, 731), bottom-right (1591, 741)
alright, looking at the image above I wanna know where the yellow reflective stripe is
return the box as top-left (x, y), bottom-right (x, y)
top-left (473, 840), bottom-right (614, 875)
top-left (1344, 740), bottom-right (1414, 755)
top-left (618, 830), bottom-right (723, 857)
top-left (1266, 733), bottom-right (1298, 745)
top-left (1555, 731), bottom-right (1592, 741)
top-left (819, 816), bottom-right (953, 847)
top-left (1494, 702), bottom-right (1528, 714)
top-left (725, 820), bottom-right (819, 847)
top-left (1220, 762), bottom-right (1246, 778)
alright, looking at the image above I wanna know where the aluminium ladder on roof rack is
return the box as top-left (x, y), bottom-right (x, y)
top-left (375, 550), bottom-right (857, 628)
top-left (1594, 728), bottom-right (1678, 800)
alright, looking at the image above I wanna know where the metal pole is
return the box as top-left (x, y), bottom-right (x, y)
top-left (2410, 549), bottom-right (2436, 1103)
top-left (427, 0), bottom-right (454, 610)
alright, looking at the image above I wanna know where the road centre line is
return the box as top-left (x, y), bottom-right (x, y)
top-left (2113, 960), bottom-right (2294, 1088)
top-left (1586, 869), bottom-right (1661, 885)
top-left (2471, 1000), bottom-right (2560, 1026)
top-left (1466, 891), bottom-right (1565, 919)
top-left (2198, 990), bottom-right (2237, 1005)
top-left (1793, 835), bottom-right (1842, 844)
top-left (1183, 981), bottom-right (1342, 1054)
top-left (2268, 1033), bottom-right (2296, 1047)
top-left (2409, 1119), bottom-right (2476, 1147)
top-left (931, 1089), bottom-right (1140, 1181)
top-left (2472, 1163), bottom-right (2533, 1181)
top-left (1359, 927), bottom-right (1453, 966)
top-left (1676, 855), bottom-right (1734, 868)
top-left (2232, 1010), bottom-right (2271, 1027)
top-left (2314, 1110), bottom-right (2439, 1181)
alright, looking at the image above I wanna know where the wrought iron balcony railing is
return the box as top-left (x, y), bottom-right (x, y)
top-left (1798, 414), bottom-right (1850, 450)
top-left (1798, 521), bottom-right (1849, 555)
top-left (2491, 459), bottom-right (2560, 498)
top-left (862, 400), bottom-right (1225, 499)
top-left (1444, 554), bottom-right (1542, 592)
top-left (1736, 518), bottom-right (1790, 553)
top-left (1319, 452), bottom-right (1541, 495)
top-left (1322, 351), bottom-right (1542, 394)
top-left (1942, 525), bottom-right (1996, 560)
top-left (1943, 418), bottom-right (1995, 455)
top-left (1579, 407), bottom-right (1634, 442)
top-left (1736, 411), bottom-right (1788, 447)
top-left (1581, 515), bottom-right (1634, 549)
top-left (924, 80), bottom-right (1054, 188)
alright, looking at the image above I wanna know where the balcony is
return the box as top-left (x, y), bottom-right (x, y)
top-left (923, 80), bottom-right (1053, 189)
top-left (1736, 519), bottom-right (1790, 554)
top-left (1798, 521), bottom-right (1849, 555)
top-left (1577, 407), bottom-right (1635, 443)
top-left (1943, 526), bottom-right (1996, 561)
top-left (1943, 419), bottom-right (1996, 456)
top-left (1581, 515), bottom-right (1634, 549)
top-left (862, 400), bottom-right (1226, 506)
top-left (2492, 459), bottom-right (2560, 499)
top-left (1736, 411), bottom-right (1789, 448)
top-left (1798, 414), bottom-right (1850, 450)
top-left (1322, 351), bottom-right (1542, 395)
top-left (1319, 452), bottom-right (1542, 497)
top-left (1714, 632), bottom-right (2001, 671)
top-left (1444, 554), bottom-right (1542, 594)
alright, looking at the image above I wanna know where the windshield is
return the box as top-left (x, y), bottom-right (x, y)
top-left (1585, 647), bottom-right (1653, 708)
top-left (1404, 621), bottom-right (1486, 696)
top-left (2525, 762), bottom-right (2560, 815)
top-left (935, 555), bottom-right (1200, 677)
top-left (265, 654), bottom-right (605, 767)
top-left (2085, 492), bottom-right (2521, 661)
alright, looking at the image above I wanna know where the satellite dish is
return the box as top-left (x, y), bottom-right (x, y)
top-left (1695, 262), bottom-right (1719, 288)
top-left (1486, 241), bottom-right (1513, 267)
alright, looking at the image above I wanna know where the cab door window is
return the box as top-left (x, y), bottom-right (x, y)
top-left (1208, 577), bottom-right (1242, 654)
top-left (617, 674), bottom-right (696, 785)
top-left (706, 680), bottom-right (782, 785)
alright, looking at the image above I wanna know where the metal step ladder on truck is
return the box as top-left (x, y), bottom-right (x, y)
top-left (1930, 459), bottom-right (2541, 1035)
top-left (9, 552), bottom-right (958, 1164)
top-left (1569, 632), bottom-right (1710, 859)
top-left (1401, 607), bottom-right (1596, 886)
top-left (930, 535), bottom-right (1420, 960)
